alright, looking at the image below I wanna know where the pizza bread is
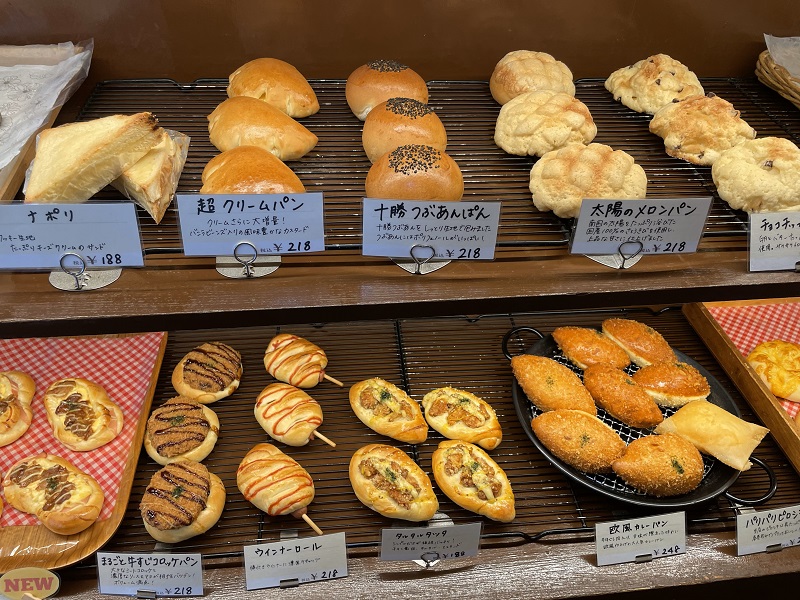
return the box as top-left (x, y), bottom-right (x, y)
top-left (237, 443), bottom-right (315, 516)
top-left (551, 326), bottom-right (630, 370)
top-left (227, 57), bottom-right (319, 118)
top-left (349, 378), bottom-right (428, 444)
top-left (0, 370), bottom-right (36, 447)
top-left (172, 341), bottom-right (242, 403)
top-left (654, 400), bottom-right (769, 471)
top-left (601, 318), bottom-right (676, 367)
top-left (3, 453), bottom-right (104, 535)
top-left (144, 396), bottom-right (220, 465)
top-left (264, 333), bottom-right (329, 389)
top-left (747, 339), bottom-right (800, 401)
top-left (490, 50), bottom-right (575, 105)
top-left (612, 433), bottom-right (704, 497)
top-left (349, 443), bottom-right (438, 522)
top-left (42, 378), bottom-right (124, 451)
top-left (140, 458), bottom-right (226, 543)
top-left (431, 440), bottom-right (515, 522)
top-left (631, 361), bottom-right (710, 407)
top-left (582, 364), bottom-right (663, 429)
top-left (510, 354), bottom-right (596, 414)
top-left (255, 382), bottom-right (324, 446)
top-left (421, 387), bottom-right (502, 450)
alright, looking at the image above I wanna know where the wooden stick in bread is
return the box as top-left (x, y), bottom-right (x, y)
top-left (264, 333), bottom-right (342, 388)
top-left (254, 383), bottom-right (335, 448)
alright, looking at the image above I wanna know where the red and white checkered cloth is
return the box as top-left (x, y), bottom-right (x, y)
top-left (0, 332), bottom-right (165, 527)
top-left (708, 302), bottom-right (800, 418)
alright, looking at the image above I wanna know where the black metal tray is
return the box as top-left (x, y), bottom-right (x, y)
top-left (503, 325), bottom-right (775, 510)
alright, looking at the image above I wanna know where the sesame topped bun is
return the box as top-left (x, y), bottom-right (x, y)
top-left (364, 144), bottom-right (463, 201)
top-left (346, 60), bottom-right (428, 120)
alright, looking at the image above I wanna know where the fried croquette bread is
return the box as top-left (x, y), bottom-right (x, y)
top-left (144, 396), bottom-right (220, 465)
top-left (601, 318), bottom-right (676, 367)
top-left (226, 57), bottom-right (320, 118)
top-left (0, 370), bottom-right (35, 447)
top-left (421, 387), bottom-right (502, 450)
top-left (747, 340), bottom-right (800, 402)
top-left (530, 409), bottom-right (626, 473)
top-left (255, 382), bottom-right (324, 446)
top-left (349, 443), bottom-right (438, 522)
top-left (582, 365), bottom-right (663, 429)
top-left (510, 354), bottom-right (596, 414)
top-left (611, 433), bottom-right (704, 497)
top-left (172, 341), bottom-right (242, 404)
top-left (431, 440), bottom-right (515, 522)
top-left (631, 361), bottom-right (711, 407)
top-left (264, 333), bottom-right (329, 389)
top-left (43, 378), bottom-right (124, 451)
top-left (490, 50), bottom-right (575, 105)
top-left (237, 443), bottom-right (315, 515)
top-left (551, 326), bottom-right (631, 370)
top-left (654, 400), bottom-right (769, 471)
top-left (139, 458), bottom-right (225, 543)
top-left (349, 378), bottom-right (428, 444)
top-left (604, 53), bottom-right (704, 114)
top-left (3, 453), bottom-right (104, 535)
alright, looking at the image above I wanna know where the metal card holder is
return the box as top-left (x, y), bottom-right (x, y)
top-left (48, 252), bottom-right (122, 291)
top-left (392, 244), bottom-right (450, 275)
top-left (216, 241), bottom-right (280, 278)
top-left (586, 240), bottom-right (644, 270)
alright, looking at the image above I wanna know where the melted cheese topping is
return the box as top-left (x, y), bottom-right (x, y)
top-left (444, 446), bottom-right (498, 502)
top-left (366, 457), bottom-right (421, 500)
top-left (427, 389), bottom-right (488, 425)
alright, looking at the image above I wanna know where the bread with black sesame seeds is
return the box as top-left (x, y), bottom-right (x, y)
top-left (346, 60), bottom-right (429, 121)
top-left (362, 97), bottom-right (447, 163)
top-left (364, 144), bottom-right (463, 201)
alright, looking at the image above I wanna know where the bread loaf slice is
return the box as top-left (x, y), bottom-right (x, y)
top-left (24, 112), bottom-right (162, 203)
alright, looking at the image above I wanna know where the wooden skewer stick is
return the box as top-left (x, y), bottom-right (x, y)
top-left (323, 373), bottom-right (344, 387)
top-left (302, 513), bottom-right (324, 536)
top-left (312, 430), bottom-right (336, 448)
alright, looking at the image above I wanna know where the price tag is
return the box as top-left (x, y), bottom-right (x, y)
top-left (736, 504), bottom-right (800, 555)
top-left (0, 203), bottom-right (143, 269)
top-left (379, 522), bottom-right (482, 561)
top-left (361, 198), bottom-right (501, 260)
top-left (96, 552), bottom-right (203, 597)
top-left (176, 193), bottom-right (325, 256)
top-left (595, 511), bottom-right (686, 566)
top-left (243, 532), bottom-right (348, 591)
top-left (748, 212), bottom-right (800, 271)
top-left (571, 198), bottom-right (712, 256)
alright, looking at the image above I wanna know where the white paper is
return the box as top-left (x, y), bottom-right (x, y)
top-left (595, 511), bottom-right (686, 566)
top-left (765, 34), bottom-right (800, 79)
top-left (748, 211), bottom-right (800, 271)
top-left (737, 504), bottom-right (800, 555)
top-left (380, 522), bottom-right (482, 561)
top-left (96, 552), bottom-right (203, 597)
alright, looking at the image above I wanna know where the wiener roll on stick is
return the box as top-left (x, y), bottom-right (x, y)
top-left (264, 333), bottom-right (342, 388)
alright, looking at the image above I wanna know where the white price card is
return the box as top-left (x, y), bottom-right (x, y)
top-left (380, 522), bottom-right (482, 561)
top-left (361, 198), bottom-right (501, 260)
top-left (571, 198), bottom-right (712, 256)
top-left (595, 511), bottom-right (686, 566)
top-left (176, 193), bottom-right (325, 256)
top-left (748, 212), bottom-right (800, 271)
top-left (0, 203), bottom-right (143, 269)
top-left (96, 552), bottom-right (203, 597)
top-left (243, 532), bottom-right (348, 591)
top-left (736, 504), bottom-right (800, 555)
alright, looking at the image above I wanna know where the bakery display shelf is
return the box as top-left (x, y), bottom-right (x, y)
top-left (12, 76), bottom-right (798, 267)
top-left (87, 307), bottom-right (796, 568)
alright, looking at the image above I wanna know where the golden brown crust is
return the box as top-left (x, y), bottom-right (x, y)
top-left (601, 318), bottom-right (676, 367)
top-left (346, 60), bottom-right (428, 121)
top-left (490, 50), bottom-right (575, 105)
top-left (510, 354), bottom-right (596, 414)
top-left (654, 400), bottom-right (769, 471)
top-left (349, 378), bottom-right (428, 444)
top-left (365, 144), bottom-right (464, 201)
top-left (172, 341), bottom-right (242, 404)
top-left (0, 370), bottom-right (35, 447)
top-left (612, 434), bottom-right (704, 496)
top-left (421, 387), bottom-right (502, 450)
top-left (255, 382), bottom-right (323, 446)
top-left (264, 333), bottom-right (329, 389)
top-left (631, 361), bottom-right (710, 407)
top-left (43, 378), bottom-right (123, 451)
top-left (530, 409), bottom-right (625, 473)
top-left (551, 326), bottom-right (630, 370)
top-left (237, 443), bottom-right (315, 516)
top-left (144, 396), bottom-right (220, 465)
top-left (582, 364), bottom-right (663, 429)
top-left (208, 96), bottom-right (318, 160)
top-left (747, 339), bottom-right (800, 402)
top-left (3, 453), bottom-right (104, 535)
top-left (431, 440), bottom-right (515, 522)
top-left (362, 97), bottom-right (447, 163)
top-left (349, 443), bottom-right (438, 521)
top-left (200, 146), bottom-right (306, 195)
top-left (227, 57), bottom-right (319, 118)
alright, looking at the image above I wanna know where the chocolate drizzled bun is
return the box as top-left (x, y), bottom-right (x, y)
top-left (172, 341), bottom-right (242, 404)
top-left (144, 396), bottom-right (220, 465)
top-left (365, 144), bottom-right (464, 201)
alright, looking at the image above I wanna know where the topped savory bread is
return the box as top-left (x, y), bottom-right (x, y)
top-left (612, 433), bottom-right (704, 497)
top-left (144, 396), bottom-right (220, 465)
top-left (43, 377), bottom-right (124, 451)
top-left (631, 361), bottom-right (711, 407)
top-left (601, 318), bottom-right (676, 367)
top-left (264, 333), bottom-right (332, 389)
top-left (349, 378), bottom-right (428, 444)
top-left (172, 341), bottom-right (242, 404)
top-left (255, 382), bottom-right (325, 447)
top-left (551, 326), bottom-right (630, 370)
top-left (421, 387), bottom-right (502, 450)
top-left (510, 354), bottom-right (596, 414)
top-left (0, 370), bottom-right (36, 447)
